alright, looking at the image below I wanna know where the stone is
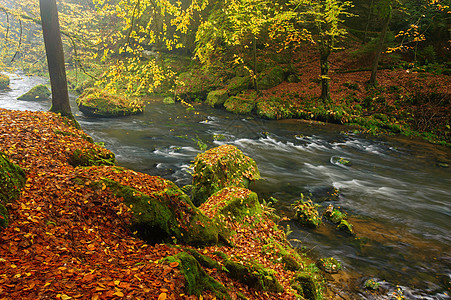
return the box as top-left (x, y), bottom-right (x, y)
top-left (17, 84), bottom-right (51, 101)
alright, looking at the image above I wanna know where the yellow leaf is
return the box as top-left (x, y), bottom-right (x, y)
top-left (113, 291), bottom-right (124, 297)
top-left (61, 295), bottom-right (72, 300)
top-left (158, 293), bottom-right (167, 300)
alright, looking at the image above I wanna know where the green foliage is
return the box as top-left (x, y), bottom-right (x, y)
top-left (293, 194), bottom-right (321, 228)
top-left (0, 152), bottom-right (26, 205)
top-left (316, 257), bottom-right (342, 273)
top-left (364, 278), bottom-right (380, 290)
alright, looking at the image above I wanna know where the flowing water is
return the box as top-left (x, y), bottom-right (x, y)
top-left (1, 74), bottom-right (450, 299)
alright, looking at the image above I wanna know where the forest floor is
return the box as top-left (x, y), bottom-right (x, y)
top-left (259, 44), bottom-right (451, 145)
top-left (0, 108), bottom-right (322, 300)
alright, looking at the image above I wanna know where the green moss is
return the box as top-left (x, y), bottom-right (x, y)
top-left (163, 96), bottom-right (175, 104)
top-left (258, 66), bottom-right (285, 90)
top-left (224, 96), bottom-right (255, 114)
top-left (255, 97), bottom-right (294, 119)
top-left (0, 74), bottom-right (10, 89)
top-left (222, 256), bottom-right (284, 293)
top-left (192, 145), bottom-right (260, 206)
top-left (68, 147), bottom-right (116, 167)
top-left (0, 203), bottom-right (8, 229)
top-left (226, 76), bottom-right (250, 95)
top-left (261, 241), bottom-right (303, 271)
top-left (291, 271), bottom-right (322, 300)
top-left (337, 219), bottom-right (354, 235)
top-left (184, 248), bottom-right (222, 270)
top-left (364, 278), bottom-right (380, 290)
top-left (0, 152), bottom-right (26, 205)
top-left (17, 84), bottom-right (51, 101)
top-left (0, 152), bottom-right (26, 232)
top-left (206, 89), bottom-right (229, 108)
top-left (103, 178), bottom-right (221, 246)
top-left (162, 252), bottom-right (230, 299)
top-left (76, 88), bottom-right (144, 117)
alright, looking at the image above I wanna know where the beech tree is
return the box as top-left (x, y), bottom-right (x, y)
top-left (40, 0), bottom-right (71, 116)
top-left (292, 0), bottom-right (353, 103)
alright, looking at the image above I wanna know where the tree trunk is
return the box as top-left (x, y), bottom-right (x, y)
top-left (369, 13), bottom-right (391, 86)
top-left (252, 36), bottom-right (259, 95)
top-left (320, 48), bottom-right (331, 103)
top-left (39, 0), bottom-right (71, 116)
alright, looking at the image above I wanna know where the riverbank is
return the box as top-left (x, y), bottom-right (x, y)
top-left (0, 108), bottom-right (326, 299)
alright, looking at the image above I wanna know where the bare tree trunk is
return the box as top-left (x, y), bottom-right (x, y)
top-left (39, 0), bottom-right (71, 116)
top-left (252, 36), bottom-right (259, 95)
top-left (369, 13), bottom-right (390, 86)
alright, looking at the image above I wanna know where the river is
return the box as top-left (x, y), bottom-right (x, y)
top-left (1, 73), bottom-right (450, 299)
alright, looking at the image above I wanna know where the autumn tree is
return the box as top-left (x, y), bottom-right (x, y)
top-left (292, 0), bottom-right (353, 103)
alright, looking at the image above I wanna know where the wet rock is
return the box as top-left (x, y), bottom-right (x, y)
top-left (331, 156), bottom-right (352, 166)
top-left (323, 204), bottom-right (347, 224)
top-left (76, 88), bottom-right (144, 117)
top-left (17, 84), bottom-right (51, 101)
top-left (191, 145), bottom-right (260, 206)
top-left (337, 219), bottom-right (354, 235)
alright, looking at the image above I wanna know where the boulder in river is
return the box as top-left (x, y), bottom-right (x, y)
top-left (76, 88), bottom-right (144, 117)
top-left (191, 144), bottom-right (260, 206)
top-left (205, 89), bottom-right (228, 108)
top-left (0, 74), bottom-right (10, 89)
top-left (224, 95), bottom-right (255, 114)
top-left (293, 197), bottom-right (322, 228)
top-left (17, 84), bottom-right (51, 101)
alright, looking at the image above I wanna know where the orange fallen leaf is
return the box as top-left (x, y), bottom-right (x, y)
top-left (169, 261), bottom-right (179, 268)
top-left (158, 293), bottom-right (167, 300)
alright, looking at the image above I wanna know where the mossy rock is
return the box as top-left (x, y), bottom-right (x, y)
top-left (291, 271), bottom-right (321, 300)
top-left (256, 97), bottom-right (293, 119)
top-left (224, 96), bottom-right (255, 115)
top-left (162, 252), bottom-right (230, 299)
top-left (226, 76), bottom-right (250, 95)
top-left (192, 145), bottom-right (260, 206)
top-left (201, 187), bottom-right (262, 221)
top-left (17, 84), bottom-right (51, 101)
top-left (223, 256), bottom-right (284, 293)
top-left (0, 152), bottom-right (26, 231)
top-left (68, 147), bottom-right (116, 167)
top-left (293, 199), bottom-right (321, 228)
top-left (0, 74), bottom-right (10, 89)
top-left (316, 257), bottom-right (342, 274)
top-left (0, 152), bottom-right (26, 205)
top-left (337, 219), bottom-right (354, 235)
top-left (163, 96), bottom-right (175, 104)
top-left (175, 69), bottom-right (220, 101)
top-left (262, 241), bottom-right (304, 271)
top-left (206, 89), bottom-right (229, 108)
top-left (104, 178), bottom-right (222, 246)
top-left (258, 66), bottom-right (285, 90)
top-left (323, 205), bottom-right (347, 224)
top-left (76, 88), bottom-right (144, 117)
top-left (364, 278), bottom-right (380, 290)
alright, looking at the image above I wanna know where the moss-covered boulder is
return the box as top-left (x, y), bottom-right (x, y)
top-left (221, 255), bottom-right (284, 293)
top-left (323, 205), bottom-right (347, 224)
top-left (258, 66), bottom-right (285, 90)
top-left (17, 84), bottom-right (51, 101)
top-left (224, 96), bottom-right (255, 115)
top-left (162, 252), bottom-right (229, 299)
top-left (337, 219), bottom-right (354, 235)
top-left (200, 187), bottom-right (262, 221)
top-left (206, 89), bottom-right (229, 108)
top-left (76, 88), bottom-right (144, 117)
top-left (291, 271), bottom-right (321, 300)
top-left (192, 145), bottom-right (260, 206)
top-left (261, 241), bottom-right (304, 271)
top-left (104, 178), bottom-right (222, 246)
top-left (226, 76), bottom-right (250, 95)
top-left (0, 152), bottom-right (26, 230)
top-left (68, 147), bottom-right (116, 167)
top-left (175, 69), bottom-right (220, 101)
top-left (0, 74), bottom-right (10, 90)
top-left (163, 96), bottom-right (175, 104)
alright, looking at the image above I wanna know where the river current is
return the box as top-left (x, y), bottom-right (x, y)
top-left (1, 74), bottom-right (450, 299)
